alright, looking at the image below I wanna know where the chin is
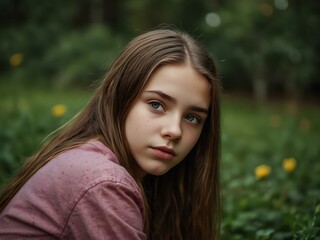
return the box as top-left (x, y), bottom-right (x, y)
top-left (144, 166), bottom-right (171, 176)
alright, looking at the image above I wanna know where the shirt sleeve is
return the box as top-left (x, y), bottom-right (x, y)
top-left (61, 180), bottom-right (146, 240)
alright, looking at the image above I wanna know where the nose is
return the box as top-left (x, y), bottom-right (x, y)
top-left (161, 115), bottom-right (182, 141)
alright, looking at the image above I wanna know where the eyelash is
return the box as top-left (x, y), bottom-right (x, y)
top-left (185, 114), bottom-right (201, 124)
top-left (149, 101), bottom-right (165, 111)
top-left (148, 101), bottom-right (201, 125)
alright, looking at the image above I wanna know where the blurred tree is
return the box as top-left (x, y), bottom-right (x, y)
top-left (121, 0), bottom-right (209, 33)
top-left (40, 25), bottom-right (124, 88)
top-left (0, 0), bottom-right (77, 74)
top-left (90, 0), bottom-right (104, 24)
top-left (203, 0), bottom-right (320, 101)
top-left (0, 0), bottom-right (319, 99)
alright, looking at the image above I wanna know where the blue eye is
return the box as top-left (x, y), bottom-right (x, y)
top-left (185, 114), bottom-right (200, 124)
top-left (149, 101), bottom-right (164, 111)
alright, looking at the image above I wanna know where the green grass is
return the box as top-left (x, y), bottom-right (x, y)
top-left (0, 85), bottom-right (91, 183)
top-left (0, 85), bottom-right (319, 239)
top-left (221, 96), bottom-right (320, 239)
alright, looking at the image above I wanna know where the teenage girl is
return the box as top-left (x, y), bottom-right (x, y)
top-left (0, 29), bottom-right (222, 240)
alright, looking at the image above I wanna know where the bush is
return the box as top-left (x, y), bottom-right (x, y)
top-left (4, 25), bottom-right (126, 88)
top-left (220, 98), bottom-right (320, 239)
top-left (41, 25), bottom-right (125, 88)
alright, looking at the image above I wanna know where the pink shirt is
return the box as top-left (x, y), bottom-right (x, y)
top-left (0, 140), bottom-right (146, 239)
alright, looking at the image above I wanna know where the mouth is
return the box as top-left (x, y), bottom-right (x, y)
top-left (151, 146), bottom-right (176, 160)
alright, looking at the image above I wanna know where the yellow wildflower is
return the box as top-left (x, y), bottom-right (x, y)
top-left (9, 53), bottom-right (24, 67)
top-left (255, 164), bottom-right (271, 180)
top-left (283, 157), bottom-right (297, 173)
top-left (270, 115), bottom-right (280, 128)
top-left (299, 118), bottom-right (310, 132)
top-left (260, 3), bottom-right (273, 16)
top-left (52, 104), bottom-right (67, 118)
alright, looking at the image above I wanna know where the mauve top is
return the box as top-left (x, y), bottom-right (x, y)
top-left (0, 140), bottom-right (146, 239)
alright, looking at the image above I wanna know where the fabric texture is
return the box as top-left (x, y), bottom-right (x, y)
top-left (0, 140), bottom-right (146, 240)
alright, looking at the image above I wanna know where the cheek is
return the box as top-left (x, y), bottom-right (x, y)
top-left (125, 104), bottom-right (150, 140)
top-left (183, 129), bottom-right (203, 152)
top-left (125, 112), bottom-right (139, 140)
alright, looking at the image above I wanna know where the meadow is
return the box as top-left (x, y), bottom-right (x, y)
top-left (0, 84), bottom-right (319, 239)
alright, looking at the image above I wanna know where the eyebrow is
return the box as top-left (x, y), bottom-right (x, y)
top-left (144, 90), bottom-right (209, 115)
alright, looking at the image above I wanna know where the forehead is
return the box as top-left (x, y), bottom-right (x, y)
top-left (143, 63), bottom-right (211, 108)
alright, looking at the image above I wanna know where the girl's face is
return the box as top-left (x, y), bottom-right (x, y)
top-left (125, 63), bottom-right (211, 177)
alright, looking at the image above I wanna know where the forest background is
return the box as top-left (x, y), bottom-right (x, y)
top-left (1, 0), bottom-right (319, 239)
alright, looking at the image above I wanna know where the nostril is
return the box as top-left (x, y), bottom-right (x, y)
top-left (161, 117), bottom-right (182, 140)
top-left (164, 128), bottom-right (182, 141)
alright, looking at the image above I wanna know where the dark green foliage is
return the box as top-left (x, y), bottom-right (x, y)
top-left (1, 0), bottom-right (319, 99)
top-left (220, 97), bottom-right (320, 239)
top-left (41, 26), bottom-right (124, 88)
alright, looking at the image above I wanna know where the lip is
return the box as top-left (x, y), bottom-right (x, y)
top-left (151, 146), bottom-right (176, 160)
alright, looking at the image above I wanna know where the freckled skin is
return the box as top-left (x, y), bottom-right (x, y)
top-left (125, 63), bottom-right (211, 177)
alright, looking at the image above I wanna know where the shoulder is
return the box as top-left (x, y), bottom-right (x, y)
top-left (0, 140), bottom-right (146, 239)
top-left (61, 178), bottom-right (146, 239)
top-left (53, 140), bottom-right (145, 238)
top-left (16, 140), bottom-right (141, 209)
top-left (39, 140), bottom-right (144, 235)
top-left (47, 140), bottom-right (137, 189)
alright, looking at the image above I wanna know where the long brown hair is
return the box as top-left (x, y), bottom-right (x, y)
top-left (0, 29), bottom-right (221, 239)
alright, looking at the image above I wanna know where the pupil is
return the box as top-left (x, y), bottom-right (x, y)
top-left (152, 102), bottom-right (159, 108)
